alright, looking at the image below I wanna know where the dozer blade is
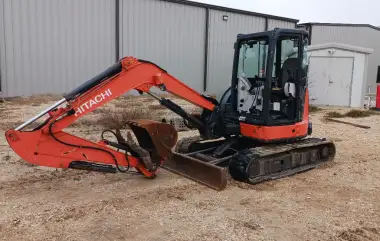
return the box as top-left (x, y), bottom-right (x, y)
top-left (163, 152), bottom-right (229, 191)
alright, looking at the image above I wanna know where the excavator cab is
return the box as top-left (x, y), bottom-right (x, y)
top-left (167, 29), bottom-right (334, 189)
top-left (230, 28), bottom-right (310, 129)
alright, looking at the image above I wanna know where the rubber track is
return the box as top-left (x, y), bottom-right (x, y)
top-left (229, 138), bottom-right (336, 184)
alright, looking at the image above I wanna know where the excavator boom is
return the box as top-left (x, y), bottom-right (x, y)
top-left (6, 57), bottom-right (219, 180)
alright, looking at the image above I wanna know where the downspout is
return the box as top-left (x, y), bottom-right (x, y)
top-left (309, 24), bottom-right (313, 44)
top-left (203, 8), bottom-right (210, 92)
top-left (115, 0), bottom-right (120, 62)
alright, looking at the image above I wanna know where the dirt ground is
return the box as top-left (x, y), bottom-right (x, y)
top-left (0, 95), bottom-right (379, 241)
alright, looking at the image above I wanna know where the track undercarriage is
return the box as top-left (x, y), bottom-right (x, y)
top-left (163, 136), bottom-right (336, 190)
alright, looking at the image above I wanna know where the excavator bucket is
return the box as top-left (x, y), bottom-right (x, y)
top-left (128, 120), bottom-right (229, 190)
top-left (127, 120), bottom-right (178, 158)
top-left (123, 120), bottom-right (179, 171)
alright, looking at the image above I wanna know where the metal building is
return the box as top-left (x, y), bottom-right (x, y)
top-left (298, 23), bottom-right (380, 103)
top-left (0, 0), bottom-right (298, 98)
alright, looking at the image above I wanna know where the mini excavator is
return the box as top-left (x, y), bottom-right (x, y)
top-left (5, 28), bottom-right (336, 190)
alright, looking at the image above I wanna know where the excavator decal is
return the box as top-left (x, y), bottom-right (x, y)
top-left (75, 89), bottom-right (113, 116)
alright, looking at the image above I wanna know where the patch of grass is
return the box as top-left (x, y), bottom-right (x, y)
top-left (148, 104), bottom-right (167, 110)
top-left (97, 108), bottom-right (157, 129)
top-left (113, 102), bottom-right (127, 108)
top-left (116, 95), bottom-right (153, 103)
top-left (239, 198), bottom-right (250, 206)
top-left (344, 109), bottom-right (376, 118)
top-left (0, 120), bottom-right (45, 131)
top-left (0, 121), bottom-right (25, 131)
top-left (2, 155), bottom-right (11, 161)
top-left (70, 104), bottom-right (167, 129)
top-left (325, 109), bottom-right (379, 119)
top-left (309, 105), bottom-right (322, 113)
top-left (92, 108), bottom-right (109, 114)
top-left (113, 101), bottom-right (143, 109)
top-left (325, 111), bottom-right (345, 118)
top-left (70, 119), bottom-right (100, 127)
top-left (4, 94), bottom-right (62, 105)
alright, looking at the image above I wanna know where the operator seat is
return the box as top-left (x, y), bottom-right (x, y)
top-left (271, 58), bottom-right (299, 120)
top-left (280, 58), bottom-right (298, 88)
top-left (271, 58), bottom-right (298, 100)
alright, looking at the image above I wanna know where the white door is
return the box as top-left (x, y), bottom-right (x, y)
top-left (308, 56), bottom-right (353, 106)
top-left (329, 58), bottom-right (353, 106)
top-left (308, 57), bottom-right (330, 105)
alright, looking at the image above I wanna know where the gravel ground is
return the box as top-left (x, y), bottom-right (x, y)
top-left (0, 96), bottom-right (379, 241)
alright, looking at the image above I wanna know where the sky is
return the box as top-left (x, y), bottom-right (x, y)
top-left (193, 0), bottom-right (380, 26)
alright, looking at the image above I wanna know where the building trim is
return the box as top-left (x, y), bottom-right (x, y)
top-left (307, 42), bottom-right (374, 54)
top-left (299, 22), bottom-right (380, 32)
top-left (115, 0), bottom-right (120, 62)
top-left (0, 0), bottom-right (6, 95)
top-left (203, 8), bottom-right (209, 91)
top-left (309, 24), bottom-right (313, 44)
top-left (297, 24), bottom-right (313, 44)
top-left (157, 0), bottom-right (299, 22)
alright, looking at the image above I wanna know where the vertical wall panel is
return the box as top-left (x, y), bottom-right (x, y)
top-left (0, 0), bottom-right (5, 94)
top-left (0, 0), bottom-right (115, 97)
top-left (120, 0), bottom-right (206, 92)
top-left (207, 10), bottom-right (266, 98)
top-left (268, 19), bottom-right (295, 30)
top-left (310, 25), bottom-right (380, 103)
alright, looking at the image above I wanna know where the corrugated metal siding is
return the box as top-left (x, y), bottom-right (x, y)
top-left (120, 0), bottom-right (206, 92)
top-left (0, 0), bottom-right (298, 98)
top-left (268, 19), bottom-right (295, 30)
top-left (310, 25), bottom-right (380, 101)
top-left (0, 0), bottom-right (5, 93)
top-left (207, 10), bottom-right (266, 98)
top-left (0, 0), bottom-right (115, 97)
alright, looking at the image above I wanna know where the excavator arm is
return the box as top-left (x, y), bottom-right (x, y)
top-left (5, 57), bottom-right (217, 178)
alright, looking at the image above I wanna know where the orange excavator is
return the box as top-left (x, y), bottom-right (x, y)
top-left (5, 28), bottom-right (336, 190)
